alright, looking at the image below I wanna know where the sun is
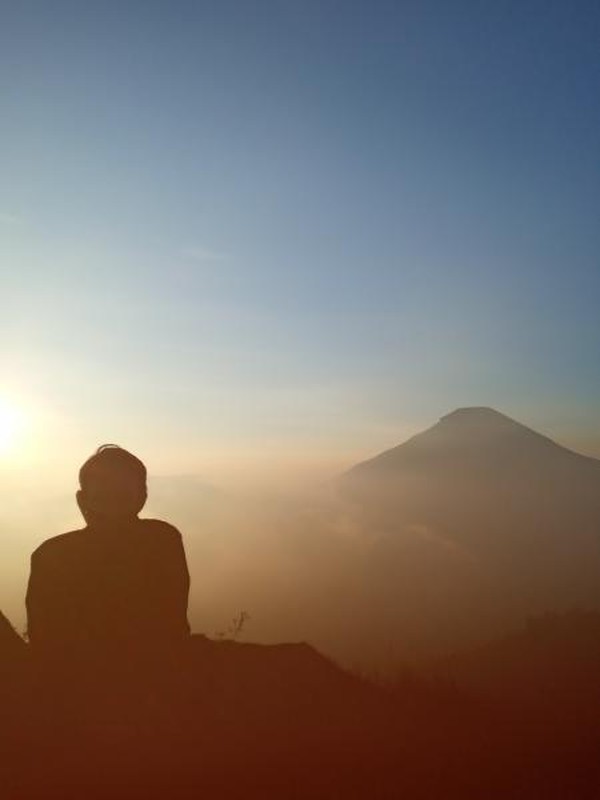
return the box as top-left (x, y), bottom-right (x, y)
top-left (0, 397), bottom-right (25, 457)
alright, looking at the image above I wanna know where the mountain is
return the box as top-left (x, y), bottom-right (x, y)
top-left (344, 406), bottom-right (600, 485)
top-left (337, 408), bottom-right (600, 644)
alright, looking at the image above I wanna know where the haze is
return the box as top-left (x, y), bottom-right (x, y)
top-left (1, 2), bottom-right (599, 665)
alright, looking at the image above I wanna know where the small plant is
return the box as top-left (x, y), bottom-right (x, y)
top-left (214, 610), bottom-right (250, 641)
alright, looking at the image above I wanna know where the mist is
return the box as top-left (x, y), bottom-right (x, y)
top-left (0, 471), bottom-right (498, 666)
top-left (2, 408), bottom-right (600, 673)
top-left (144, 409), bottom-right (600, 669)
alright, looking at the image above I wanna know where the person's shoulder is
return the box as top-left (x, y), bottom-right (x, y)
top-left (138, 518), bottom-right (183, 541)
top-left (31, 529), bottom-right (89, 562)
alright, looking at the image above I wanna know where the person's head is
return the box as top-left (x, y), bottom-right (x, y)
top-left (76, 445), bottom-right (147, 525)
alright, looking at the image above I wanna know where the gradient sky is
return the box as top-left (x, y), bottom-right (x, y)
top-left (1, 0), bottom-right (599, 485)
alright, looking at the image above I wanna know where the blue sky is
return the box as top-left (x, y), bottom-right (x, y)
top-left (1, 0), bottom-right (599, 480)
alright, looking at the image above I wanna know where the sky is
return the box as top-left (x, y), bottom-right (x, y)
top-left (1, 0), bottom-right (600, 488)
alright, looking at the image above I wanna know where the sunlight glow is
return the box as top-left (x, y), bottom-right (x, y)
top-left (0, 397), bottom-right (26, 457)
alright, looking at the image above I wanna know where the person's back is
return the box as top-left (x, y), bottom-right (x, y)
top-left (26, 445), bottom-right (190, 676)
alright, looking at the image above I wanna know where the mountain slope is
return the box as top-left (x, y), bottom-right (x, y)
top-left (337, 407), bottom-right (600, 629)
top-left (345, 407), bottom-right (600, 482)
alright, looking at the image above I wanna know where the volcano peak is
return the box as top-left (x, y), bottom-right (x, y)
top-left (439, 407), bottom-right (516, 426)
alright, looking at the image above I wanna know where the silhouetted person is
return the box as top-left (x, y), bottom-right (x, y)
top-left (26, 445), bottom-right (190, 680)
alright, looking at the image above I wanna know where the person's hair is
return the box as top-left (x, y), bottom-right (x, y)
top-left (79, 444), bottom-right (147, 491)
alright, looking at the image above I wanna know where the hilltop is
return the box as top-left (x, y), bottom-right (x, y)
top-left (1, 611), bottom-right (600, 798)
